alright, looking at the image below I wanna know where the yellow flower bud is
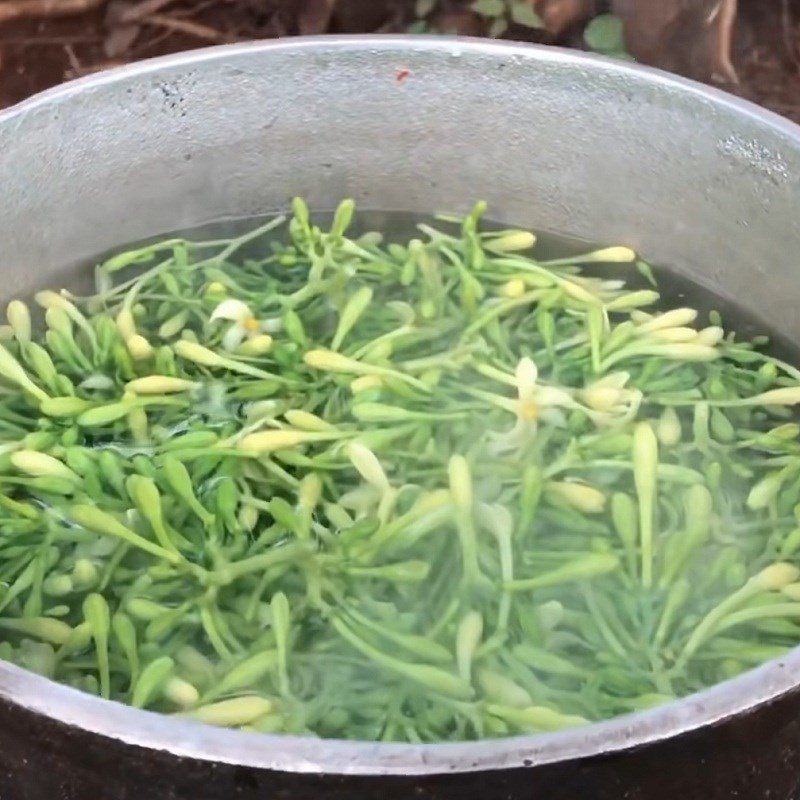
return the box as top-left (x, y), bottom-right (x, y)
top-left (456, 611), bottom-right (483, 682)
top-left (547, 481), bottom-right (606, 514)
top-left (184, 696), bottom-right (273, 727)
top-left (502, 279), bottom-right (526, 299)
top-left (486, 231), bottom-right (536, 253)
top-left (562, 281), bottom-right (597, 304)
top-left (45, 308), bottom-right (71, 336)
top-left (582, 385), bottom-right (623, 412)
top-left (417, 489), bottom-right (452, 513)
top-left (34, 290), bottom-right (71, 312)
top-left (448, 455), bottom-right (473, 510)
top-left (238, 504), bottom-right (259, 531)
top-left (126, 334), bottom-right (153, 361)
top-left (656, 344), bottom-right (719, 362)
top-left (237, 335), bottom-right (273, 356)
top-left (204, 281), bottom-right (227, 295)
top-left (284, 409), bottom-right (335, 431)
top-left (174, 340), bottom-right (225, 368)
top-left (237, 429), bottom-right (335, 454)
top-left (126, 376), bottom-right (197, 394)
top-left (304, 349), bottom-right (362, 373)
top-left (749, 387), bottom-right (800, 406)
top-left (581, 246), bottom-right (636, 263)
top-left (115, 308), bottom-right (137, 340)
top-left (650, 327), bottom-right (698, 343)
top-left (752, 563), bottom-right (799, 591)
top-left (695, 326), bottom-right (724, 346)
top-left (347, 442), bottom-right (389, 492)
top-left (605, 290), bottom-right (660, 311)
top-left (6, 300), bottom-right (31, 344)
top-left (350, 375), bottom-right (382, 393)
top-left (127, 406), bottom-right (149, 445)
top-left (298, 473), bottom-right (323, 509)
top-left (637, 308), bottom-right (697, 332)
top-left (657, 406), bottom-right (681, 446)
top-left (163, 677), bottom-right (199, 708)
top-left (11, 450), bottom-right (79, 483)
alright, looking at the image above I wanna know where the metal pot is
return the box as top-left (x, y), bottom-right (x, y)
top-left (1, 36), bottom-right (800, 800)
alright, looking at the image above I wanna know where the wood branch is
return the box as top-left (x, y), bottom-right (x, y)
top-left (63, 42), bottom-right (125, 78)
top-left (64, 60), bottom-right (127, 77)
top-left (781, 0), bottom-right (800, 69)
top-left (115, 0), bottom-right (177, 25)
top-left (0, 0), bottom-right (107, 25)
top-left (297, 0), bottom-right (335, 35)
top-left (612, 0), bottom-right (738, 84)
top-left (709, 0), bottom-right (738, 84)
top-left (103, 21), bottom-right (140, 57)
top-left (534, 0), bottom-right (595, 36)
top-left (143, 12), bottom-right (228, 41)
top-left (431, 9), bottom-right (483, 36)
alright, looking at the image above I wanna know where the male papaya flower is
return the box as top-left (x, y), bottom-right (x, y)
top-left (479, 359), bottom-right (639, 452)
top-left (515, 357), bottom-right (577, 428)
top-left (210, 299), bottom-right (280, 352)
top-left (482, 357), bottom-right (577, 452)
top-left (630, 307), bottom-right (724, 348)
top-left (580, 371), bottom-right (642, 426)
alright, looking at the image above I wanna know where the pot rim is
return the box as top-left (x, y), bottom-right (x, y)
top-left (1, 34), bottom-right (800, 776)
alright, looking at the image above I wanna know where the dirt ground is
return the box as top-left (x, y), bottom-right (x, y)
top-left (0, 0), bottom-right (799, 122)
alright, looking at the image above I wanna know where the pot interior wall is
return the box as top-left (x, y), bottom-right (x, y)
top-left (3, 39), bottom-right (800, 795)
top-left (1, 39), bottom-right (799, 340)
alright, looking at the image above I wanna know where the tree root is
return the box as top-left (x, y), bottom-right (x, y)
top-left (0, 0), bottom-right (107, 25)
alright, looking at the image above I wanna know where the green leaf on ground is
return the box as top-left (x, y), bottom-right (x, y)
top-left (471, 0), bottom-right (506, 18)
top-left (415, 0), bottom-right (437, 17)
top-left (584, 13), bottom-right (626, 54)
top-left (489, 17), bottom-right (509, 36)
top-left (510, 1), bottom-right (543, 28)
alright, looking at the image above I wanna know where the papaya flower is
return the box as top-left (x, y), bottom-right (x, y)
top-left (478, 358), bottom-right (577, 452)
top-left (580, 372), bottom-right (643, 426)
top-left (210, 299), bottom-right (281, 353)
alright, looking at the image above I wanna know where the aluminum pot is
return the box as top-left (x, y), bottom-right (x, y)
top-left (1, 36), bottom-right (800, 800)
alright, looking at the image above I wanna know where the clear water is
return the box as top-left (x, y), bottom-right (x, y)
top-left (9, 211), bottom-right (800, 741)
top-left (88, 209), bottom-right (782, 347)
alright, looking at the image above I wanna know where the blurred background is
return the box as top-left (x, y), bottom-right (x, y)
top-left (0, 0), bottom-right (794, 121)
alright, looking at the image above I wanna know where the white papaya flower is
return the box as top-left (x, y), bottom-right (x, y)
top-left (210, 299), bottom-right (281, 352)
top-left (489, 358), bottom-right (576, 452)
top-left (515, 357), bottom-right (577, 425)
top-left (581, 372), bottom-right (642, 426)
top-left (633, 308), bottom-right (698, 332)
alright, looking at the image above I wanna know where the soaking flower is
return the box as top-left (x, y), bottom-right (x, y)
top-left (580, 372), bottom-right (642, 426)
top-left (632, 307), bottom-right (724, 347)
top-left (482, 358), bottom-right (577, 452)
top-left (479, 359), bottom-right (639, 453)
top-left (210, 299), bottom-right (280, 352)
top-left (5, 197), bottom-right (800, 746)
top-left (512, 357), bottom-right (574, 431)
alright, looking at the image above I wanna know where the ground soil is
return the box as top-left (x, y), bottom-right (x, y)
top-left (0, 0), bottom-right (798, 122)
